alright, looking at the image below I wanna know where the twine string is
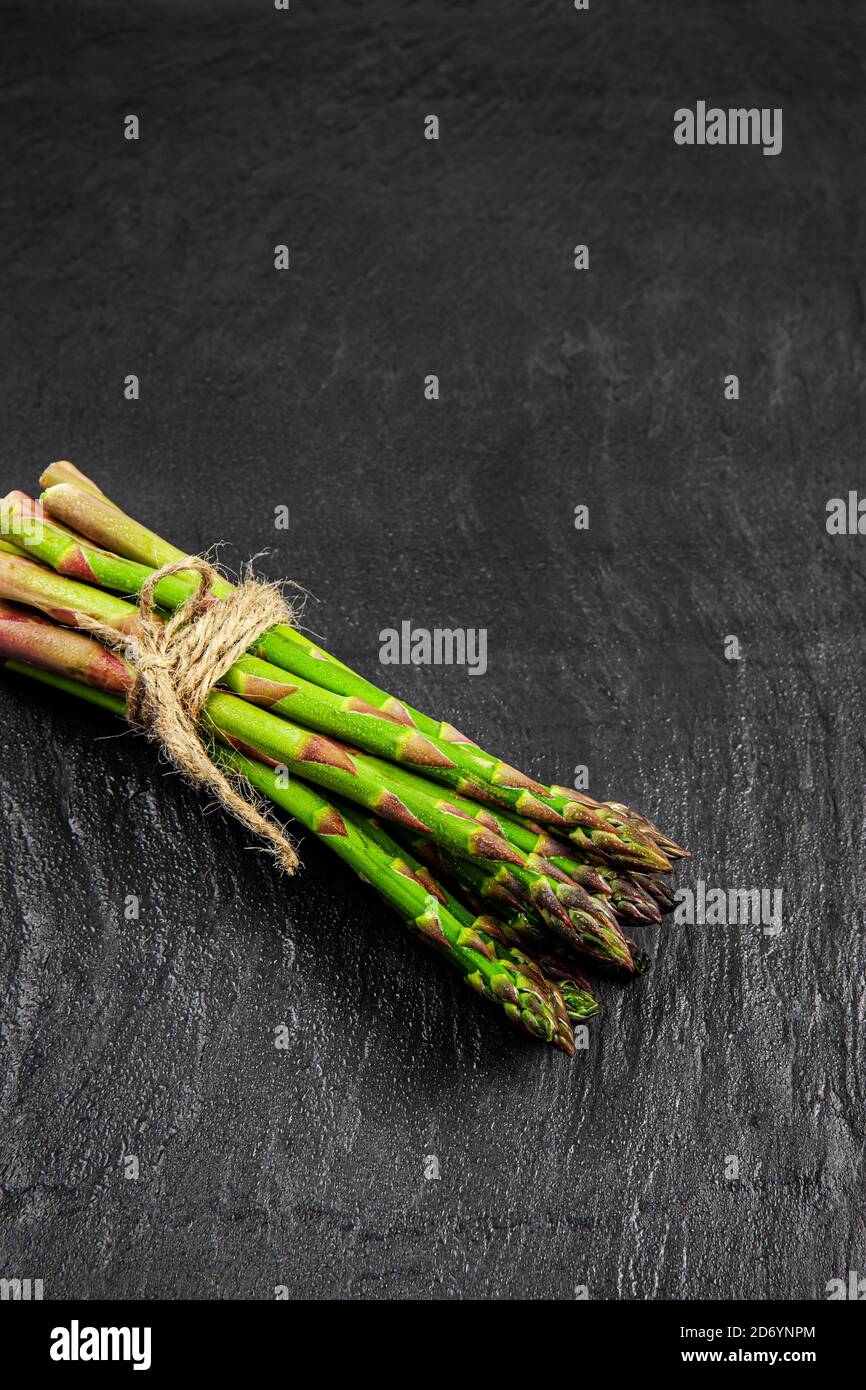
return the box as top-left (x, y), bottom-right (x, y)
top-left (80, 555), bottom-right (300, 873)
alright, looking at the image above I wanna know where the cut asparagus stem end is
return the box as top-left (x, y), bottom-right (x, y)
top-left (39, 461), bottom-right (111, 500)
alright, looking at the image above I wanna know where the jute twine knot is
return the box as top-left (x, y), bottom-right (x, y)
top-left (82, 556), bottom-right (300, 873)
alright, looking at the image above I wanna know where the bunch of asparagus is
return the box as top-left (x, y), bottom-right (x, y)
top-left (0, 463), bottom-right (688, 1055)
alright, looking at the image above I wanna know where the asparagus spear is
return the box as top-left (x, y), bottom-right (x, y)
top-left (629, 871), bottom-right (677, 914)
top-left (485, 814), bottom-right (663, 925)
top-left (225, 751), bottom-right (575, 1049)
top-left (551, 785), bottom-right (688, 860)
top-left (341, 814), bottom-right (600, 1021)
top-left (0, 649), bottom-right (573, 1052)
top-left (1, 655), bottom-right (128, 716)
top-left (0, 546), bottom-right (608, 855)
top-left (528, 954), bottom-right (601, 1021)
top-left (0, 589), bottom-right (643, 982)
top-left (401, 833), bottom-right (635, 972)
top-left (0, 537), bottom-right (35, 558)
top-left (39, 460), bottom-right (113, 500)
top-left (325, 805), bottom-right (587, 1033)
top-left (0, 552), bottom-right (144, 635)
top-left (0, 517), bottom-right (675, 928)
top-left (355, 766), bottom-right (649, 958)
top-left (0, 599), bottom-right (130, 691)
top-left (4, 496), bottom-right (627, 838)
top-left (0, 599), bottom-right (585, 922)
top-left (35, 476), bottom-right (682, 866)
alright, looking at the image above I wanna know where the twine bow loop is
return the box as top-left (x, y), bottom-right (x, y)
top-left (84, 554), bottom-right (300, 873)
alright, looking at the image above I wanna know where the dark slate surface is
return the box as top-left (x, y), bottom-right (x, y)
top-left (0, 0), bottom-right (863, 1300)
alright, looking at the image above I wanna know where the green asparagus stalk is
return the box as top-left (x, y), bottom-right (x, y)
top-left (358, 766), bottom-right (647, 957)
top-left (0, 593), bottom-right (643, 981)
top-left (35, 475), bottom-right (682, 867)
top-left (5, 496), bottom-right (642, 843)
top-left (0, 647), bottom-right (574, 1052)
top-left (404, 830), bottom-right (637, 982)
top-left (594, 870), bottom-right (662, 922)
top-left (1, 653), bottom-right (128, 716)
top-left (628, 871), bottom-right (677, 914)
top-left (0, 546), bottom-right (643, 876)
top-left (0, 599), bottom-right (130, 691)
top-left (0, 551), bottom-right (144, 635)
top-left (401, 833), bottom-right (635, 972)
top-left (352, 815), bottom-right (599, 1024)
top-left (264, 744), bottom-right (633, 956)
top-left (0, 600), bottom-right (585, 924)
top-left (485, 814), bottom-right (663, 924)
top-left (551, 785), bottom-right (688, 860)
top-left (222, 750), bottom-right (577, 1050)
top-left (0, 547), bottom-right (653, 961)
top-left (528, 953), bottom-right (601, 1021)
top-left (326, 806), bottom-right (592, 1031)
top-left (0, 537), bottom-right (32, 558)
top-left (39, 460), bottom-right (113, 500)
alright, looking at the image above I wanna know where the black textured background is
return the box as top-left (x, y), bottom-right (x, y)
top-left (0, 0), bottom-right (863, 1301)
